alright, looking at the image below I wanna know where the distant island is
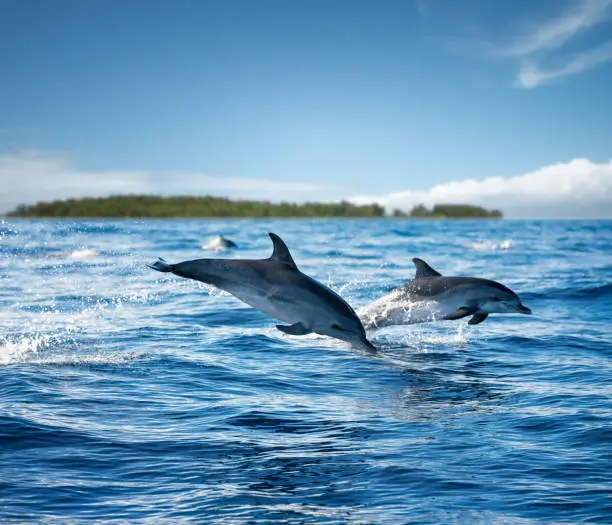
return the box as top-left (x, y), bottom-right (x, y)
top-left (6, 195), bottom-right (503, 219)
top-left (7, 195), bottom-right (386, 218)
top-left (392, 203), bottom-right (503, 219)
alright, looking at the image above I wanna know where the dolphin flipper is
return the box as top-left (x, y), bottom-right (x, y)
top-left (276, 322), bottom-right (312, 335)
top-left (443, 306), bottom-right (477, 321)
top-left (468, 313), bottom-right (489, 325)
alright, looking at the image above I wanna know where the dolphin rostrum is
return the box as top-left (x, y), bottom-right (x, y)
top-left (149, 232), bottom-right (376, 351)
top-left (360, 258), bottom-right (532, 329)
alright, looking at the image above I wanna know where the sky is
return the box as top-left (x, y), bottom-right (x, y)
top-left (1, 0), bottom-right (611, 217)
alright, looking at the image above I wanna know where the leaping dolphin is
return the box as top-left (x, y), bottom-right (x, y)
top-left (149, 232), bottom-right (376, 352)
top-left (360, 258), bottom-right (532, 330)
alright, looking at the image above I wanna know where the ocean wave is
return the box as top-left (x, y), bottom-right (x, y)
top-left (521, 282), bottom-right (612, 301)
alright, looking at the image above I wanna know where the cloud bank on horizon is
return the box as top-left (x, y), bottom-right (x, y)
top-left (350, 158), bottom-right (612, 218)
top-left (1, 151), bottom-right (610, 218)
top-left (0, 151), bottom-right (328, 213)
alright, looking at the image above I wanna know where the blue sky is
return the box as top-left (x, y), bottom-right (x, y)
top-left (1, 0), bottom-right (611, 216)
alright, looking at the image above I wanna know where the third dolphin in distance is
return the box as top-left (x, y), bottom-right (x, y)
top-left (149, 232), bottom-right (376, 352)
top-left (359, 257), bottom-right (532, 330)
top-left (203, 234), bottom-right (238, 252)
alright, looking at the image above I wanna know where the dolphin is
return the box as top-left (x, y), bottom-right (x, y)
top-left (149, 232), bottom-right (376, 351)
top-left (203, 234), bottom-right (237, 251)
top-left (360, 258), bottom-right (532, 329)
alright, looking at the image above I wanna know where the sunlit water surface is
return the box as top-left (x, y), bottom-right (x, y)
top-left (1, 219), bottom-right (611, 524)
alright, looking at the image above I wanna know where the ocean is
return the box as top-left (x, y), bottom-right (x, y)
top-left (1, 218), bottom-right (611, 524)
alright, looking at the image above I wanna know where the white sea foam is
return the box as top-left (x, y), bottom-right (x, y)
top-left (0, 334), bottom-right (53, 365)
top-left (69, 248), bottom-right (100, 259)
top-left (0, 338), bottom-right (144, 365)
top-left (464, 240), bottom-right (512, 251)
top-left (376, 322), bottom-right (470, 349)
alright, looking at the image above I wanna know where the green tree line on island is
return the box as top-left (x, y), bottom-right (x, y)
top-left (7, 195), bottom-right (386, 218)
top-left (6, 195), bottom-right (503, 219)
top-left (392, 203), bottom-right (503, 219)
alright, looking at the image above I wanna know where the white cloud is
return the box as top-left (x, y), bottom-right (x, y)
top-left (349, 158), bottom-right (612, 218)
top-left (486, 0), bottom-right (612, 87)
top-left (517, 40), bottom-right (612, 87)
top-left (0, 151), bottom-right (327, 213)
top-left (499, 0), bottom-right (612, 57)
top-left (3, 151), bottom-right (610, 218)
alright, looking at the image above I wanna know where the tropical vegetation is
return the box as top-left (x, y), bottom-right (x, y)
top-left (6, 195), bottom-right (503, 219)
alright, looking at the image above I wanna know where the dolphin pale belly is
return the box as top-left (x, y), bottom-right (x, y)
top-left (149, 233), bottom-right (376, 352)
top-left (360, 258), bottom-right (532, 330)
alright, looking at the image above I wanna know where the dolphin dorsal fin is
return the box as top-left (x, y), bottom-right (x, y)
top-left (268, 233), bottom-right (297, 268)
top-left (412, 258), bottom-right (442, 278)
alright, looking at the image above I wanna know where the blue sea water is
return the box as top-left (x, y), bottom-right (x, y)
top-left (1, 218), bottom-right (611, 524)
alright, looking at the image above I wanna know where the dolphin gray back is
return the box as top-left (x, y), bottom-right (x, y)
top-left (169, 257), bottom-right (267, 288)
top-left (395, 258), bottom-right (517, 299)
top-left (397, 276), bottom-right (509, 298)
top-left (151, 232), bottom-right (296, 288)
top-left (266, 233), bottom-right (362, 323)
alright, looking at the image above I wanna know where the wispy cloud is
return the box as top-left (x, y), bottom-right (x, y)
top-left (489, 0), bottom-right (612, 87)
top-left (500, 0), bottom-right (612, 57)
top-left (0, 151), bottom-right (328, 213)
top-left (349, 158), bottom-right (612, 218)
top-left (517, 40), bottom-right (612, 87)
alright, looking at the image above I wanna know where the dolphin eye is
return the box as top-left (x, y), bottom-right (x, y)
top-left (491, 297), bottom-right (502, 302)
top-left (331, 323), bottom-right (343, 331)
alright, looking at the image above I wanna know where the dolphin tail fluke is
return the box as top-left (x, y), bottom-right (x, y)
top-left (147, 258), bottom-right (174, 273)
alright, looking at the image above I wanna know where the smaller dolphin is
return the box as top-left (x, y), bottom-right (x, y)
top-left (149, 233), bottom-right (376, 351)
top-left (203, 234), bottom-right (238, 251)
top-left (360, 258), bottom-right (532, 329)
